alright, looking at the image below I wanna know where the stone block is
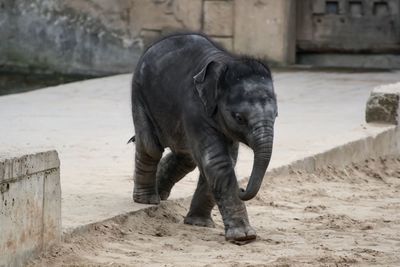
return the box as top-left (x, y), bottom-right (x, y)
top-left (139, 29), bottom-right (162, 47)
top-left (128, 0), bottom-right (202, 33)
top-left (173, 0), bottom-right (203, 31)
top-left (211, 36), bottom-right (233, 51)
top-left (66, 0), bottom-right (203, 36)
top-left (366, 82), bottom-right (400, 125)
top-left (42, 168), bottom-right (62, 245)
top-left (0, 173), bottom-right (44, 267)
top-left (203, 1), bottom-right (233, 36)
top-left (233, 0), bottom-right (296, 64)
top-left (0, 151), bottom-right (61, 267)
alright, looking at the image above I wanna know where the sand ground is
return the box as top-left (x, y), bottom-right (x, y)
top-left (29, 155), bottom-right (400, 267)
top-left (1, 71), bottom-right (399, 229)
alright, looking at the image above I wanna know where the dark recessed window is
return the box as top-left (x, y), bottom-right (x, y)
top-left (349, 1), bottom-right (363, 16)
top-left (326, 1), bottom-right (339, 14)
top-left (373, 2), bottom-right (389, 16)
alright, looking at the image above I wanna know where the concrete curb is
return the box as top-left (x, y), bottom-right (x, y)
top-left (270, 125), bottom-right (399, 175)
top-left (63, 125), bottom-right (400, 238)
top-left (0, 151), bottom-right (61, 267)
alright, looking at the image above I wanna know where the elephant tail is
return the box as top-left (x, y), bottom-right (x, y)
top-left (127, 135), bottom-right (136, 144)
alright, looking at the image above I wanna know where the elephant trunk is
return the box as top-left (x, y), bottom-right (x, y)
top-left (239, 124), bottom-right (274, 201)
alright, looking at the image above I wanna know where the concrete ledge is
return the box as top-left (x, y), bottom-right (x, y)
top-left (63, 126), bottom-right (400, 240)
top-left (270, 126), bottom-right (400, 175)
top-left (366, 83), bottom-right (400, 125)
top-left (297, 53), bottom-right (400, 70)
top-left (0, 151), bottom-right (61, 267)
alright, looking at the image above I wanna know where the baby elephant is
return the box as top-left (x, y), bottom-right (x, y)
top-left (131, 33), bottom-right (277, 242)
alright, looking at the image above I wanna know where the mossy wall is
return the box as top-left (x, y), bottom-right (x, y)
top-left (0, 0), bottom-right (296, 75)
top-left (0, 0), bottom-right (143, 76)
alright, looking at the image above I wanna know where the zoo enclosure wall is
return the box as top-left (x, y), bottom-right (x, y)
top-left (1, 0), bottom-right (399, 77)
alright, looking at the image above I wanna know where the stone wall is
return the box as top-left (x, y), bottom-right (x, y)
top-left (0, 0), bottom-right (143, 76)
top-left (0, 0), bottom-right (296, 76)
top-left (234, 0), bottom-right (296, 64)
top-left (297, 0), bottom-right (400, 53)
top-left (0, 151), bottom-right (61, 267)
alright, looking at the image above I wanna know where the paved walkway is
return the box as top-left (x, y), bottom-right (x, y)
top-left (1, 70), bottom-right (399, 230)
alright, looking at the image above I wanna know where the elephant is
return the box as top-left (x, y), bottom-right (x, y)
top-left (130, 33), bottom-right (277, 243)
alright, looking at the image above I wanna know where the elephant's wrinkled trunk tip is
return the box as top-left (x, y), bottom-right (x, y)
top-left (239, 129), bottom-right (273, 201)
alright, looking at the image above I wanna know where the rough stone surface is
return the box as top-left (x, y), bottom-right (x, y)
top-left (124, 0), bottom-right (202, 46)
top-left (0, 0), bottom-right (142, 76)
top-left (234, 0), bottom-right (296, 64)
top-left (203, 1), bottom-right (233, 36)
top-left (297, 53), bottom-right (400, 69)
top-left (0, 0), bottom-right (299, 75)
top-left (297, 0), bottom-right (400, 53)
top-left (211, 37), bottom-right (233, 51)
top-left (0, 0), bottom-right (202, 76)
top-left (0, 151), bottom-right (61, 267)
top-left (366, 83), bottom-right (400, 125)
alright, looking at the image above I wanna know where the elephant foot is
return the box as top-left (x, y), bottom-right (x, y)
top-left (225, 224), bottom-right (256, 244)
top-left (159, 190), bottom-right (171, 201)
top-left (157, 178), bottom-right (174, 201)
top-left (158, 177), bottom-right (180, 201)
top-left (133, 192), bottom-right (160, 204)
top-left (184, 216), bottom-right (215, 228)
top-left (133, 185), bottom-right (160, 204)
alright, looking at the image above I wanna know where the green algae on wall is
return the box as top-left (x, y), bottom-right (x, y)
top-left (0, 0), bottom-right (143, 76)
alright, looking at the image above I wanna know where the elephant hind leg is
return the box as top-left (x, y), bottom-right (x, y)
top-left (133, 145), bottom-right (163, 204)
top-left (184, 174), bottom-right (216, 228)
top-left (132, 104), bottom-right (163, 204)
top-left (157, 152), bottom-right (196, 200)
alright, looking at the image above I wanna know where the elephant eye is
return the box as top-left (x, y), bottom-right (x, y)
top-left (232, 112), bottom-right (246, 124)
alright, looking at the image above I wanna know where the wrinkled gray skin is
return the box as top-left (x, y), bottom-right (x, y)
top-left (131, 33), bottom-right (277, 243)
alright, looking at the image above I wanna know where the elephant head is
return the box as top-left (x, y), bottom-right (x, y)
top-left (194, 59), bottom-right (277, 201)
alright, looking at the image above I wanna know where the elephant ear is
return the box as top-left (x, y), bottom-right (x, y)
top-left (193, 61), bottom-right (226, 116)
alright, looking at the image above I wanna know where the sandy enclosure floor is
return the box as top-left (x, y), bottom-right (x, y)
top-left (30, 156), bottom-right (400, 267)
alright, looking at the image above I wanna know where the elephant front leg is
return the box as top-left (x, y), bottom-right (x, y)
top-left (218, 194), bottom-right (256, 243)
top-left (133, 148), bottom-right (162, 204)
top-left (202, 153), bottom-right (256, 243)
